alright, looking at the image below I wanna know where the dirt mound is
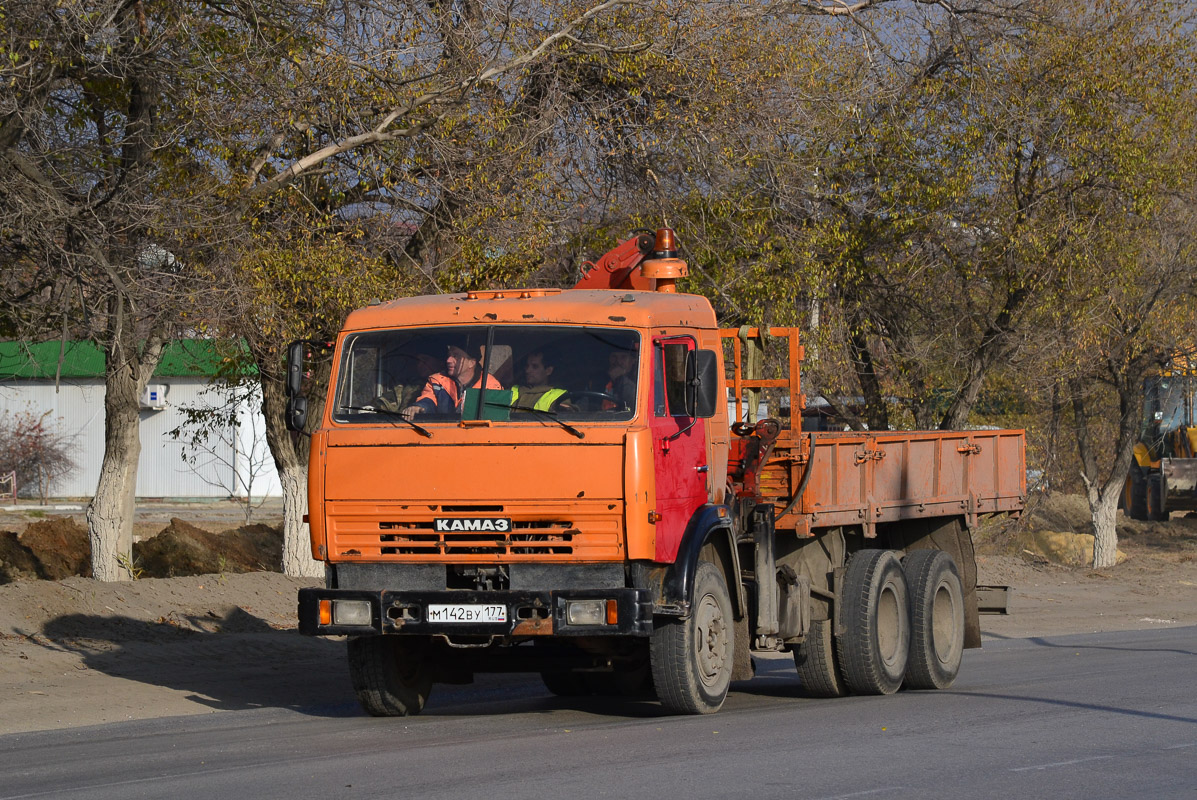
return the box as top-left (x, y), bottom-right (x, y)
top-left (133, 518), bottom-right (282, 578)
top-left (0, 517), bottom-right (92, 583)
top-left (21, 516), bottom-right (92, 579)
top-left (0, 531), bottom-right (39, 582)
top-left (0, 516), bottom-right (283, 583)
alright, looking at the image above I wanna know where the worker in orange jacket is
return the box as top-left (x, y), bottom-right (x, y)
top-left (402, 338), bottom-right (502, 420)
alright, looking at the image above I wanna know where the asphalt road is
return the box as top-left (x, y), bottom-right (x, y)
top-left (2, 627), bottom-right (1195, 800)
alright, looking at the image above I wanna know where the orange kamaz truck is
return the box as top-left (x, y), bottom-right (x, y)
top-left (288, 229), bottom-right (1025, 716)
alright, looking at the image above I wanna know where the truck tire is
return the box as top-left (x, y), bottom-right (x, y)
top-left (650, 560), bottom-right (734, 714)
top-left (1125, 465), bottom-right (1147, 520)
top-left (836, 549), bottom-right (910, 696)
top-left (1146, 472), bottom-right (1169, 521)
top-left (347, 636), bottom-right (433, 717)
top-left (793, 619), bottom-right (847, 697)
top-left (902, 550), bottom-right (964, 690)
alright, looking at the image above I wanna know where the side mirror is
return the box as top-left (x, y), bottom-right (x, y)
top-left (687, 349), bottom-right (720, 418)
top-left (287, 341), bottom-right (306, 397)
top-left (286, 396), bottom-right (308, 433)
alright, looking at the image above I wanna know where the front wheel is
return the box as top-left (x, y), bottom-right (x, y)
top-left (347, 636), bottom-right (434, 717)
top-left (650, 560), bottom-right (734, 714)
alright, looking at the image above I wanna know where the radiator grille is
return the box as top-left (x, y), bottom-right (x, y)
top-left (378, 521), bottom-right (575, 556)
top-left (325, 501), bottom-right (623, 561)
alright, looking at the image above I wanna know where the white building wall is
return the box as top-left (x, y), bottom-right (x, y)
top-left (0, 379), bottom-right (282, 499)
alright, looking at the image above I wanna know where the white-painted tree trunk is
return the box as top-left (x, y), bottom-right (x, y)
top-left (257, 357), bottom-right (323, 579)
top-left (87, 337), bottom-right (162, 581)
top-left (86, 410), bottom-right (139, 580)
top-left (1084, 483), bottom-right (1120, 569)
top-left (280, 463), bottom-right (322, 578)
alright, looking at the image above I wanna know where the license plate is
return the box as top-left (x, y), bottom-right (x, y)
top-left (427, 604), bottom-right (508, 623)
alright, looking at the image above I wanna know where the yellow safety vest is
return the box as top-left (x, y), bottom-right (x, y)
top-left (511, 386), bottom-right (566, 411)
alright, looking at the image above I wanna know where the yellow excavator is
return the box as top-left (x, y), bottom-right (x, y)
top-left (1124, 359), bottom-right (1197, 521)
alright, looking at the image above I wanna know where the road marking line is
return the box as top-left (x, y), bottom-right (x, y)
top-left (1011, 755), bottom-right (1114, 772)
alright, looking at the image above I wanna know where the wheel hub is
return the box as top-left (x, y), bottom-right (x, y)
top-left (695, 592), bottom-right (727, 686)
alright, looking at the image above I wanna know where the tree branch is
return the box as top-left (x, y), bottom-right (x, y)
top-left (246, 0), bottom-right (643, 196)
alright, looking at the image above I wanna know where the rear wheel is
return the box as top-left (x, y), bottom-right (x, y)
top-left (1146, 472), bottom-right (1169, 521)
top-left (902, 550), bottom-right (965, 690)
top-left (1125, 464), bottom-right (1147, 520)
top-left (347, 636), bottom-right (433, 717)
top-left (793, 619), bottom-right (847, 697)
top-left (836, 550), bottom-right (910, 696)
top-left (651, 560), bottom-right (734, 714)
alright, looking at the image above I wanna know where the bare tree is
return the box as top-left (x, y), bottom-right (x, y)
top-left (171, 383), bottom-right (275, 523)
top-left (0, 409), bottom-right (76, 503)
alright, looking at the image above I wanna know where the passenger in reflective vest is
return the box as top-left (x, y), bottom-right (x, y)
top-left (512, 350), bottom-right (567, 411)
top-left (402, 339), bottom-right (502, 420)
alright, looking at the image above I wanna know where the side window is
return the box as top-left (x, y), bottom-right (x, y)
top-left (654, 339), bottom-right (693, 417)
top-left (341, 342), bottom-right (381, 409)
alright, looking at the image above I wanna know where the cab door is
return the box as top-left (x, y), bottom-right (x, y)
top-left (649, 335), bottom-right (709, 562)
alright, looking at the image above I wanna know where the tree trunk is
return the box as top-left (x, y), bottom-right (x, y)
top-left (1070, 369), bottom-right (1144, 571)
top-left (258, 354), bottom-right (323, 578)
top-left (87, 334), bottom-right (163, 581)
top-left (279, 463), bottom-right (321, 577)
top-left (849, 325), bottom-right (889, 431)
top-left (937, 287), bottom-right (1030, 431)
top-left (1088, 487), bottom-right (1120, 568)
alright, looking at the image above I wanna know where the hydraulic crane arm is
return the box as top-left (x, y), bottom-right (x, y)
top-left (573, 229), bottom-right (689, 292)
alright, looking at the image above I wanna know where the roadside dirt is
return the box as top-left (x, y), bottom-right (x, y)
top-left (0, 494), bottom-right (1194, 735)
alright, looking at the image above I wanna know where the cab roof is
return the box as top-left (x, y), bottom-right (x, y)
top-left (342, 289), bottom-right (718, 332)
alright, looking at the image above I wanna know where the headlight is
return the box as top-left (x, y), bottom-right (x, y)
top-left (565, 599), bottom-right (617, 626)
top-left (332, 599), bottom-right (373, 626)
top-left (566, 599), bottom-right (606, 625)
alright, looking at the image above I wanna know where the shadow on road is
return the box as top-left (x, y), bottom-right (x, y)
top-left (32, 611), bottom-right (675, 721)
top-left (38, 610), bottom-right (360, 718)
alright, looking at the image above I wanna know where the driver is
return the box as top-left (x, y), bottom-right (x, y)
top-left (604, 347), bottom-right (637, 409)
top-left (511, 350), bottom-right (568, 412)
top-left (402, 337), bottom-right (502, 419)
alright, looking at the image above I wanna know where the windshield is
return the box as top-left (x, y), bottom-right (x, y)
top-left (1148, 375), bottom-right (1197, 435)
top-left (332, 325), bottom-right (641, 425)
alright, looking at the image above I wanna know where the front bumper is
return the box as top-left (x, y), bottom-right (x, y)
top-left (298, 587), bottom-right (653, 638)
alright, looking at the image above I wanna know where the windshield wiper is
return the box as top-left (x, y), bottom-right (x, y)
top-left (489, 401), bottom-right (585, 439)
top-left (342, 406), bottom-right (433, 438)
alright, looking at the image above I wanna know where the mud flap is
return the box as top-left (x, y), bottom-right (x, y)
top-left (732, 613), bottom-right (754, 681)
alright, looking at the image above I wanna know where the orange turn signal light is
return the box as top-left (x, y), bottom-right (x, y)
top-left (606, 599), bottom-right (619, 625)
top-left (318, 599), bottom-right (332, 626)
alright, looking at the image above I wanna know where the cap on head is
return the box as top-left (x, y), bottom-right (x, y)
top-left (449, 335), bottom-right (483, 361)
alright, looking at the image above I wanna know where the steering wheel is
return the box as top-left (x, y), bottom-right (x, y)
top-left (559, 390), bottom-right (627, 413)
